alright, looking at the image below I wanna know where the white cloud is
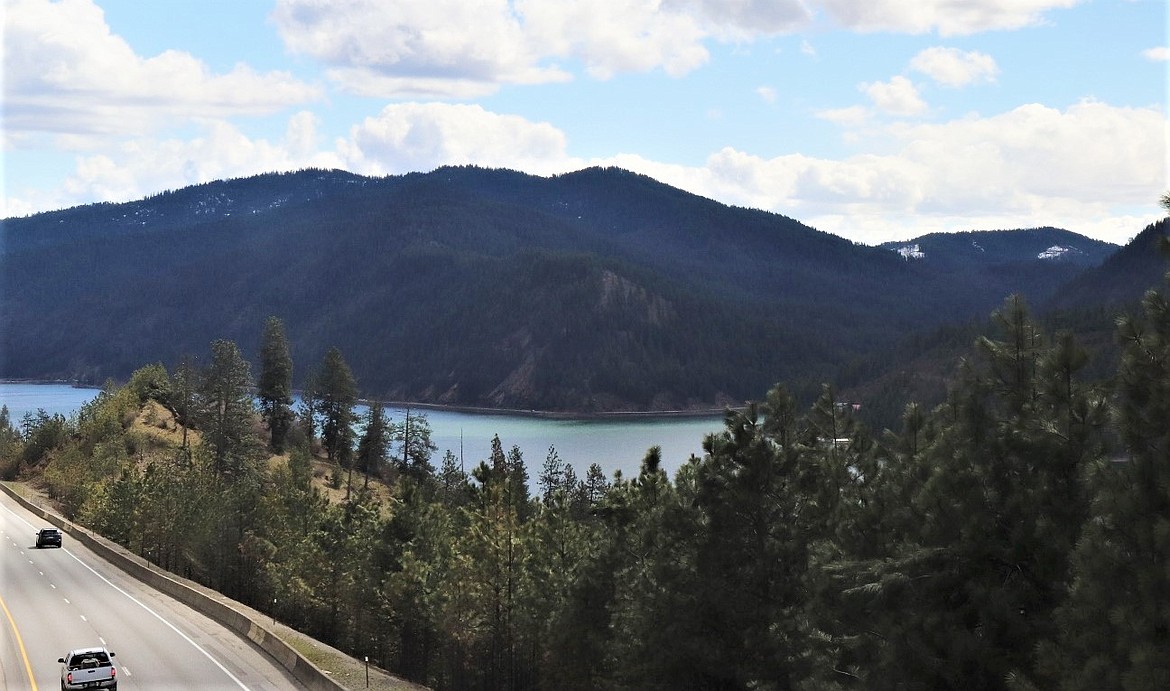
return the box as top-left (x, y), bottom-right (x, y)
top-left (270, 0), bottom-right (820, 97)
top-left (336, 103), bottom-right (577, 176)
top-left (3, 0), bottom-right (321, 139)
top-left (667, 0), bottom-right (813, 38)
top-left (817, 0), bottom-right (1083, 36)
top-left (910, 47), bottom-right (999, 86)
top-left (272, 0), bottom-right (720, 96)
top-left (1142, 46), bottom-right (1170, 62)
top-left (271, 0), bottom-right (569, 98)
top-left (6, 94), bottom-right (1162, 247)
top-left (815, 105), bottom-right (871, 127)
top-left (519, 0), bottom-right (712, 79)
top-left (267, 0), bottom-right (1084, 97)
top-left (861, 76), bottom-right (928, 116)
top-left (4, 103), bottom-right (578, 216)
top-left (594, 100), bottom-right (1164, 245)
top-left (36, 114), bottom-right (343, 211)
top-left (757, 86), bottom-right (779, 103)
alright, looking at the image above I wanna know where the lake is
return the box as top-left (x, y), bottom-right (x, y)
top-left (0, 383), bottom-right (725, 485)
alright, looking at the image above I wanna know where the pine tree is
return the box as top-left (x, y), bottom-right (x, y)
top-left (258, 316), bottom-right (294, 453)
top-left (356, 401), bottom-right (388, 490)
top-left (582, 462), bottom-right (610, 508)
top-left (392, 408), bottom-right (438, 482)
top-left (199, 339), bottom-right (258, 475)
top-left (539, 444), bottom-right (565, 505)
top-left (316, 347), bottom-right (357, 468)
top-left (828, 298), bottom-right (1103, 690)
top-left (170, 354), bottom-right (199, 461)
top-left (1045, 279), bottom-right (1170, 689)
top-left (689, 398), bottom-right (824, 688)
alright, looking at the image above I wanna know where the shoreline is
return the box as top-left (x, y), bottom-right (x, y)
top-left (375, 399), bottom-right (733, 421)
top-left (2, 380), bottom-right (732, 422)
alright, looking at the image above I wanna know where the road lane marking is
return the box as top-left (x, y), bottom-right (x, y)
top-left (0, 591), bottom-right (39, 691)
top-left (1, 499), bottom-right (251, 689)
top-left (62, 540), bottom-right (252, 690)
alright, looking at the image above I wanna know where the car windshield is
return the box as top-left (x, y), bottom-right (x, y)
top-left (42, 529), bottom-right (59, 535)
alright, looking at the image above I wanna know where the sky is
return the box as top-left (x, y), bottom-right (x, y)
top-left (2, 0), bottom-right (1167, 246)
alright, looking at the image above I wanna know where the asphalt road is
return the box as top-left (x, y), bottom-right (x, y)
top-left (0, 491), bottom-right (306, 691)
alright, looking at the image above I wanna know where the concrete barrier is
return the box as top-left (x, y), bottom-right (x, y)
top-left (2, 483), bottom-right (346, 691)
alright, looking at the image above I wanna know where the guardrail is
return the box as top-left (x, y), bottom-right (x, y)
top-left (1, 482), bottom-right (346, 691)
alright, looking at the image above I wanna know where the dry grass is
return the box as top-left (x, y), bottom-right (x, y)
top-left (130, 400), bottom-right (201, 449)
top-left (131, 403), bottom-right (395, 512)
top-left (33, 401), bottom-right (425, 690)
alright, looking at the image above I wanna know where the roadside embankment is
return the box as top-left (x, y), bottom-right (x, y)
top-left (0, 481), bottom-right (426, 691)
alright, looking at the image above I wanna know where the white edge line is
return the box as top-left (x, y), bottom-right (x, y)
top-left (2, 502), bottom-right (251, 690)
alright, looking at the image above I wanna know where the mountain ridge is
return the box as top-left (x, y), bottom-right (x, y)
top-left (1, 166), bottom-right (1154, 419)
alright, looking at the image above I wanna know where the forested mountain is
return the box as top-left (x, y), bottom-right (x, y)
top-left (880, 227), bottom-right (1117, 309)
top-left (1046, 218), bottom-right (1170, 309)
top-left (0, 166), bottom-right (1141, 414)
top-left (881, 227), bottom-right (1115, 268)
top-left (9, 279), bottom-right (1170, 690)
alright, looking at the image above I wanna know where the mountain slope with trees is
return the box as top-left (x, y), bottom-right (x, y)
top-left (5, 254), bottom-right (1170, 688)
top-left (0, 166), bottom-right (1129, 413)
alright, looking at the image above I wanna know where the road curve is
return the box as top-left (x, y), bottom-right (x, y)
top-left (0, 490), bottom-right (306, 691)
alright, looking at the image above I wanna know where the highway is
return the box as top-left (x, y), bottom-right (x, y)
top-left (0, 490), bottom-right (306, 690)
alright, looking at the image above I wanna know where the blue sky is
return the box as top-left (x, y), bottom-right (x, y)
top-left (3, 0), bottom-right (1166, 245)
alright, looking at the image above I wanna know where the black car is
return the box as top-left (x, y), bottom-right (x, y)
top-left (36, 527), bottom-right (62, 548)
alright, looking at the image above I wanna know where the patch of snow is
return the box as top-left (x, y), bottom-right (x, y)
top-left (894, 243), bottom-right (925, 260)
top-left (1037, 245), bottom-right (1077, 260)
top-left (971, 241), bottom-right (985, 252)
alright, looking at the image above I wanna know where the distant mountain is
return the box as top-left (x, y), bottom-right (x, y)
top-left (1045, 219), bottom-right (1170, 310)
top-left (880, 228), bottom-right (1117, 309)
top-left (881, 228), bottom-right (1115, 268)
top-left (0, 167), bottom-right (1144, 415)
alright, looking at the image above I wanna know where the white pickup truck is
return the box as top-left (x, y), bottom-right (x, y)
top-left (58, 647), bottom-right (117, 690)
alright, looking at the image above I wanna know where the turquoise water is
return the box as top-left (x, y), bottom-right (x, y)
top-left (0, 383), bottom-right (724, 483)
top-left (0, 382), bottom-right (102, 421)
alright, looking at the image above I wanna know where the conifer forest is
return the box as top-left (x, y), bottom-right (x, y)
top-left (5, 262), bottom-right (1170, 689)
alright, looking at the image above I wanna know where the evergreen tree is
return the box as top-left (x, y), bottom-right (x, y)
top-left (0, 405), bottom-right (21, 479)
top-left (170, 354), bottom-right (199, 461)
top-left (316, 347), bottom-right (357, 467)
top-left (539, 444), bottom-right (565, 505)
top-left (455, 456), bottom-right (527, 690)
top-left (835, 297), bottom-right (1103, 690)
top-left (1045, 278), bottom-right (1170, 689)
top-left (199, 339), bottom-right (258, 475)
top-left (258, 316), bottom-right (294, 453)
top-left (356, 400), bottom-right (389, 490)
top-left (506, 444), bottom-right (533, 521)
top-left (437, 449), bottom-right (472, 508)
top-left (393, 408), bottom-right (438, 481)
top-left (602, 444), bottom-right (702, 689)
top-left (686, 398), bottom-right (824, 688)
top-left (582, 462), bottom-right (610, 507)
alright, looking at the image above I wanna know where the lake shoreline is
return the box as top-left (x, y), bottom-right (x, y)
top-left (2, 379), bottom-right (730, 422)
top-left (378, 400), bottom-right (731, 422)
top-left (1, 382), bottom-right (726, 481)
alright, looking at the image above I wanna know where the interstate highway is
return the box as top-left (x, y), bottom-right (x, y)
top-left (0, 490), bottom-right (306, 690)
